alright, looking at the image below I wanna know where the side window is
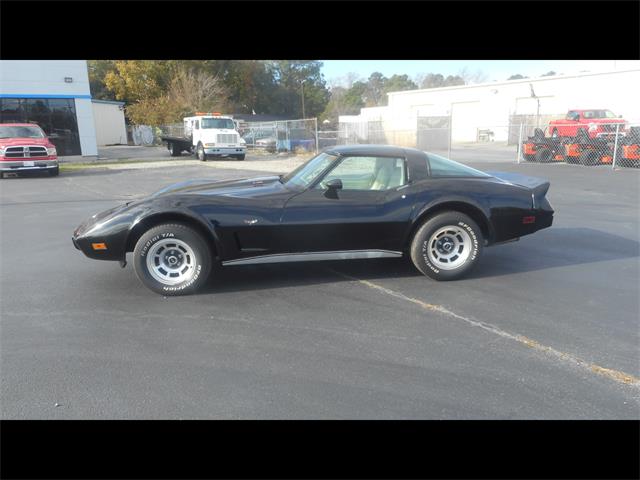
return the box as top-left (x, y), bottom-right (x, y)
top-left (567, 111), bottom-right (577, 121)
top-left (427, 153), bottom-right (490, 178)
top-left (318, 156), bottom-right (406, 191)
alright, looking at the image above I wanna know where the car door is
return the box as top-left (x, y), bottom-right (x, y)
top-left (278, 155), bottom-right (414, 254)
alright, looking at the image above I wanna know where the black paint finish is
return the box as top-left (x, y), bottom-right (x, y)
top-left (72, 146), bottom-right (554, 264)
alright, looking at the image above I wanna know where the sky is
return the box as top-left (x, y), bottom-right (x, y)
top-left (320, 60), bottom-right (640, 85)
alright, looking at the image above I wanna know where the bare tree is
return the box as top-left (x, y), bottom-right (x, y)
top-left (344, 72), bottom-right (361, 89)
top-left (168, 68), bottom-right (228, 117)
top-left (458, 67), bottom-right (489, 85)
top-left (328, 72), bottom-right (361, 89)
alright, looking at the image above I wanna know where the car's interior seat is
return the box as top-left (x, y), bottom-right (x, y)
top-left (370, 164), bottom-right (393, 190)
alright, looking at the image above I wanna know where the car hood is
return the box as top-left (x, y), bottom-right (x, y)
top-left (150, 175), bottom-right (286, 199)
top-left (0, 137), bottom-right (52, 146)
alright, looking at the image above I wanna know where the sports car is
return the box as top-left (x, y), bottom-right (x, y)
top-left (72, 145), bottom-right (553, 295)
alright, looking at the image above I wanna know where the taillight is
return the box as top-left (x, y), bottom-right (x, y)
top-left (522, 216), bottom-right (536, 224)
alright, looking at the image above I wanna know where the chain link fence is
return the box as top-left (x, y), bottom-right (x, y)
top-left (237, 118), bottom-right (318, 154)
top-left (129, 118), bottom-right (320, 154)
top-left (517, 121), bottom-right (640, 169)
top-left (335, 116), bottom-right (639, 169)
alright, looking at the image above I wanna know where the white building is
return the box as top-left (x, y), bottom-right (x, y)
top-left (0, 60), bottom-right (98, 157)
top-left (92, 99), bottom-right (127, 146)
top-left (340, 68), bottom-right (640, 144)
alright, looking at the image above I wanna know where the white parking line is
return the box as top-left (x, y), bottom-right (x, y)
top-left (328, 269), bottom-right (640, 388)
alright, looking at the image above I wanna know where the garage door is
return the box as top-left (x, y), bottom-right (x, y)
top-left (451, 102), bottom-right (482, 143)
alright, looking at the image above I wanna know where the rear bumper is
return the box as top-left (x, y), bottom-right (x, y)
top-left (490, 208), bottom-right (553, 245)
top-left (1, 158), bottom-right (58, 172)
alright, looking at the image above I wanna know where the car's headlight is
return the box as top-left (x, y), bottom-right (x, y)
top-left (46, 146), bottom-right (57, 156)
top-left (588, 123), bottom-right (598, 131)
top-left (0, 146), bottom-right (5, 156)
top-left (204, 143), bottom-right (216, 147)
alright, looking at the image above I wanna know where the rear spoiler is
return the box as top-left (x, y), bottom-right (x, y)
top-left (487, 171), bottom-right (551, 207)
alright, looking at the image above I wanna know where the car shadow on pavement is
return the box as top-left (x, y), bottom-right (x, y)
top-left (201, 258), bottom-right (421, 295)
top-left (197, 227), bottom-right (638, 294)
top-left (468, 227), bottom-right (639, 279)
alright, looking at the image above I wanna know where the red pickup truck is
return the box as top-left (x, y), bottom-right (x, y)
top-left (549, 109), bottom-right (626, 139)
top-left (0, 123), bottom-right (59, 178)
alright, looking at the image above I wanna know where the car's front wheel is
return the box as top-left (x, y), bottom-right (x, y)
top-left (196, 143), bottom-right (207, 161)
top-left (133, 223), bottom-right (212, 295)
top-left (410, 212), bottom-right (483, 281)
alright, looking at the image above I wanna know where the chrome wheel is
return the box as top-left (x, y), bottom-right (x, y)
top-left (145, 238), bottom-right (197, 286)
top-left (426, 225), bottom-right (472, 270)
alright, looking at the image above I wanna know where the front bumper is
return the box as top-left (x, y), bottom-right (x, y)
top-left (1, 158), bottom-right (58, 172)
top-left (204, 147), bottom-right (246, 155)
top-left (72, 203), bottom-right (132, 261)
top-left (595, 132), bottom-right (625, 139)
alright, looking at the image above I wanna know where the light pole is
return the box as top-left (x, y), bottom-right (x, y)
top-left (529, 83), bottom-right (540, 129)
top-left (301, 79), bottom-right (306, 119)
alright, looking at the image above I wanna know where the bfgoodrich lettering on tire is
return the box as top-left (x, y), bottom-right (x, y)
top-left (410, 211), bottom-right (483, 281)
top-left (133, 223), bottom-right (212, 295)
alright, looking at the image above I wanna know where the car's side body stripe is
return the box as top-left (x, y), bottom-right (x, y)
top-left (221, 249), bottom-right (403, 266)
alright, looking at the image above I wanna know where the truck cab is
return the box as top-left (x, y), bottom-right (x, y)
top-left (0, 123), bottom-right (59, 177)
top-left (185, 113), bottom-right (246, 160)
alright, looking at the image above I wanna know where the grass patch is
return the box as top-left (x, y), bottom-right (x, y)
top-left (60, 158), bottom-right (181, 170)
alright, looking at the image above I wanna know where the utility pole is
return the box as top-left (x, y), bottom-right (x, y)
top-left (301, 79), bottom-right (306, 119)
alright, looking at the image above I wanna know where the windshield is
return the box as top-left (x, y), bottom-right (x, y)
top-left (0, 125), bottom-right (45, 139)
top-left (583, 110), bottom-right (617, 119)
top-left (281, 152), bottom-right (339, 188)
top-left (201, 118), bottom-right (235, 129)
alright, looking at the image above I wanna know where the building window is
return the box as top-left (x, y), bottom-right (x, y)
top-left (0, 98), bottom-right (81, 156)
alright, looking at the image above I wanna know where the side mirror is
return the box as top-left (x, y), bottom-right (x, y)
top-left (325, 178), bottom-right (343, 190)
top-left (323, 178), bottom-right (342, 199)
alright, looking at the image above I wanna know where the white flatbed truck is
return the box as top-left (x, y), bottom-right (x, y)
top-left (160, 113), bottom-right (246, 160)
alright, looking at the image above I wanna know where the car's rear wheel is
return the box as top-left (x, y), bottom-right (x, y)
top-left (410, 212), bottom-right (483, 281)
top-left (169, 142), bottom-right (181, 157)
top-left (133, 223), bottom-right (212, 296)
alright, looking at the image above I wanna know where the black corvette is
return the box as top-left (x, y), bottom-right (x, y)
top-left (73, 145), bottom-right (553, 295)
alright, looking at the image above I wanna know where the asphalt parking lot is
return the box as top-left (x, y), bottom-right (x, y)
top-left (1, 159), bottom-right (638, 419)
